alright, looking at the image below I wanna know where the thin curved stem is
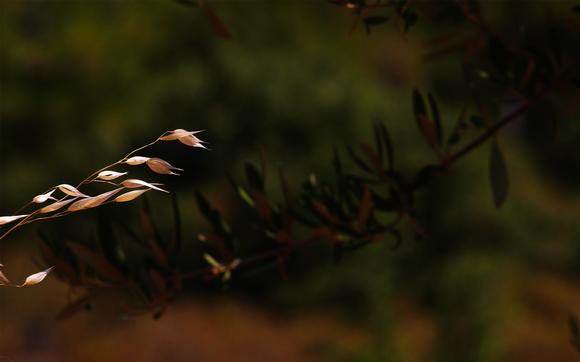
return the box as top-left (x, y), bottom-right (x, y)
top-left (441, 79), bottom-right (557, 170)
top-left (1, 131), bottom-right (170, 241)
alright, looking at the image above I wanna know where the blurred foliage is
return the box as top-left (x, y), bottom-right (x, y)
top-left (1, 1), bottom-right (580, 361)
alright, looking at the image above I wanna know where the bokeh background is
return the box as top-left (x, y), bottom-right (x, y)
top-left (1, 1), bottom-right (579, 361)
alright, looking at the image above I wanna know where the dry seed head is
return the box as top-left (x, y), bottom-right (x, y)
top-left (67, 188), bottom-right (123, 211)
top-left (0, 215), bottom-right (29, 226)
top-left (146, 158), bottom-right (183, 175)
top-left (160, 129), bottom-right (207, 149)
top-left (57, 184), bottom-right (89, 198)
top-left (18, 266), bottom-right (54, 287)
top-left (114, 189), bottom-right (150, 203)
top-left (40, 198), bottom-right (76, 214)
top-left (125, 156), bottom-right (150, 165)
top-left (121, 179), bottom-right (169, 193)
top-left (32, 189), bottom-right (57, 204)
top-left (97, 170), bottom-right (128, 181)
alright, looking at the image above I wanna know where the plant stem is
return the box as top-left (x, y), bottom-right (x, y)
top-left (441, 81), bottom-right (556, 170)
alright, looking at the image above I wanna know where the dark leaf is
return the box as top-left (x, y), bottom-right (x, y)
top-left (139, 208), bottom-right (169, 269)
top-left (489, 140), bottom-right (509, 208)
top-left (373, 123), bottom-right (384, 163)
top-left (413, 88), bottom-right (428, 119)
top-left (245, 162), bottom-right (264, 191)
top-left (389, 229), bottom-right (402, 250)
top-left (196, 191), bottom-right (232, 239)
top-left (96, 212), bottom-right (125, 267)
top-left (356, 187), bottom-right (372, 230)
top-left (412, 89), bottom-right (438, 148)
top-left (359, 142), bottom-right (383, 175)
top-left (447, 103), bottom-right (469, 146)
top-left (311, 200), bottom-right (339, 225)
top-left (197, 0), bottom-right (232, 39)
top-left (379, 123), bottom-right (394, 171)
top-left (196, 190), bottom-right (220, 226)
top-left (252, 190), bottom-right (272, 222)
top-left (67, 242), bottom-right (127, 283)
top-left (427, 93), bottom-right (443, 146)
top-left (238, 185), bottom-right (256, 208)
top-left (346, 145), bottom-right (373, 173)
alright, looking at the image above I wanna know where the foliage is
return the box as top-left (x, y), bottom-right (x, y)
top-left (0, 0), bottom-right (579, 360)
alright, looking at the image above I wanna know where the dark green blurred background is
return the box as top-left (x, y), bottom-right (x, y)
top-left (1, 1), bottom-right (579, 361)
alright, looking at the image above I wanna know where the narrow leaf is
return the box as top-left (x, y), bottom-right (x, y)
top-left (379, 123), bottom-right (394, 171)
top-left (356, 187), bottom-right (372, 229)
top-left (245, 162), bottom-right (264, 190)
top-left (490, 140), bottom-right (509, 208)
top-left (346, 145), bottom-right (372, 173)
top-left (139, 207), bottom-right (168, 268)
top-left (359, 142), bottom-right (385, 176)
top-left (427, 93), bottom-right (443, 146)
top-left (197, 0), bottom-right (232, 39)
top-left (67, 242), bottom-right (126, 282)
top-left (412, 89), bottom-right (438, 148)
top-left (447, 103), bottom-right (469, 146)
top-left (238, 186), bottom-right (256, 208)
top-left (204, 253), bottom-right (222, 268)
top-left (311, 200), bottom-right (338, 225)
